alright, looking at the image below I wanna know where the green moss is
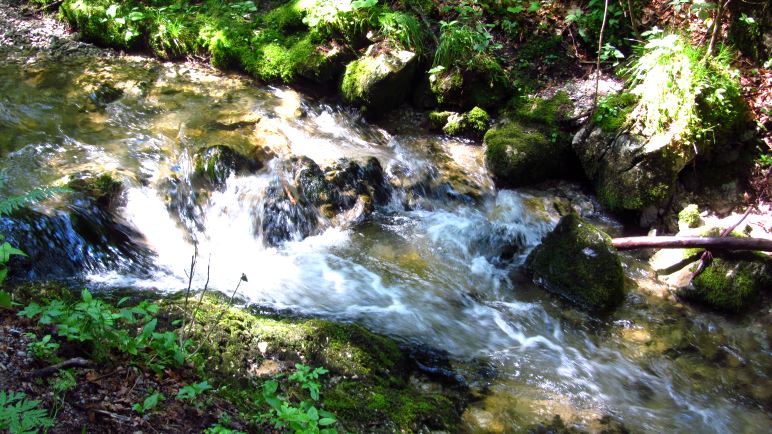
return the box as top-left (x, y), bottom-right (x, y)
top-left (513, 91), bottom-right (573, 126)
top-left (484, 121), bottom-right (568, 187)
top-left (594, 92), bottom-right (637, 133)
top-left (428, 111), bottom-right (453, 130)
top-left (340, 49), bottom-right (417, 115)
top-left (678, 204), bottom-right (701, 228)
top-left (325, 380), bottom-right (458, 432)
top-left (179, 296), bottom-right (403, 379)
top-left (165, 294), bottom-right (462, 431)
top-left (526, 213), bottom-right (625, 313)
top-left (67, 173), bottom-right (122, 206)
top-left (464, 106), bottom-right (491, 135)
top-left (680, 257), bottom-right (769, 313)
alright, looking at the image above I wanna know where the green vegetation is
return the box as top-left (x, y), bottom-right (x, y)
top-left (593, 92), bottom-right (638, 133)
top-left (625, 33), bottom-right (746, 156)
top-left (19, 289), bottom-right (186, 371)
top-left (678, 204), bottom-right (701, 228)
top-left (681, 256), bottom-right (771, 313)
top-left (0, 391), bottom-right (53, 434)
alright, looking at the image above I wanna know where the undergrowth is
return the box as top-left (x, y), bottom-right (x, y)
top-left (624, 32), bottom-right (746, 155)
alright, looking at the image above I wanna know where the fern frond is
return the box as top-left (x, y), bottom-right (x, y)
top-left (0, 186), bottom-right (72, 217)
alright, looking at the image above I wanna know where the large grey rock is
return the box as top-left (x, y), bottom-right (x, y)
top-left (572, 126), bottom-right (693, 213)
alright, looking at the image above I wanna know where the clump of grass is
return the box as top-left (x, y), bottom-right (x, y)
top-left (378, 11), bottom-right (426, 54)
top-left (625, 33), bottom-right (746, 155)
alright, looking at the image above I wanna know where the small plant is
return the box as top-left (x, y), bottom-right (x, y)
top-left (49, 369), bottom-right (77, 422)
top-left (133, 391), bottom-right (164, 414)
top-left (204, 424), bottom-right (246, 434)
top-left (0, 390), bottom-right (53, 434)
top-left (624, 33), bottom-right (745, 153)
top-left (24, 333), bottom-right (60, 362)
top-left (176, 381), bottom-right (212, 401)
top-left (18, 290), bottom-right (187, 370)
top-left (260, 364), bottom-right (337, 434)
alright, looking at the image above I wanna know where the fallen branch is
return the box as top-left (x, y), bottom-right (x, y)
top-left (612, 236), bottom-right (772, 252)
top-left (29, 357), bottom-right (93, 378)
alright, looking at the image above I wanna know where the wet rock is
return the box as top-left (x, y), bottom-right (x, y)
top-left (89, 83), bottom-right (123, 107)
top-left (259, 156), bottom-right (390, 245)
top-left (0, 193), bottom-right (151, 279)
top-left (259, 179), bottom-right (319, 246)
top-left (192, 145), bottom-right (262, 188)
top-left (526, 213), bottom-right (625, 313)
top-left (678, 253), bottom-right (772, 313)
top-left (66, 172), bottom-right (123, 208)
top-left (340, 43), bottom-right (417, 118)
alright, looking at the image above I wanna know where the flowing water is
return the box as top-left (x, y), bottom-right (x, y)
top-left (1, 55), bottom-right (770, 433)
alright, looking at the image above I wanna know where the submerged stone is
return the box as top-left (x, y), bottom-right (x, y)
top-left (526, 213), bottom-right (625, 313)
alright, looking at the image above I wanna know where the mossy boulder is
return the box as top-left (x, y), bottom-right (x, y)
top-left (179, 296), bottom-right (463, 432)
top-left (484, 122), bottom-right (565, 187)
top-left (679, 254), bottom-right (771, 313)
top-left (484, 92), bottom-right (578, 187)
top-left (340, 44), bottom-right (417, 117)
top-left (192, 145), bottom-right (262, 187)
top-left (429, 107), bottom-right (490, 138)
top-left (429, 58), bottom-right (512, 110)
top-left (678, 204), bottom-right (702, 229)
top-left (526, 213), bottom-right (625, 313)
top-left (573, 126), bottom-right (686, 213)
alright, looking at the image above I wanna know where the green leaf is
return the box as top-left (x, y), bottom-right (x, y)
top-left (81, 289), bottom-right (92, 303)
top-left (0, 290), bottom-right (11, 309)
top-left (142, 318), bottom-right (157, 336)
top-left (263, 380), bottom-right (278, 396)
top-left (105, 4), bottom-right (119, 18)
top-left (319, 417), bottom-right (336, 426)
top-left (117, 296), bottom-right (130, 307)
top-left (528, 1), bottom-right (540, 12)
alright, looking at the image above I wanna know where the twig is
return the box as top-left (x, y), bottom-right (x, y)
top-left (592, 0), bottom-right (610, 112)
top-left (178, 253), bottom-right (197, 347)
top-left (28, 357), bottom-right (93, 378)
top-left (181, 255), bottom-right (211, 347)
top-left (37, 0), bottom-right (63, 12)
top-left (189, 273), bottom-right (248, 356)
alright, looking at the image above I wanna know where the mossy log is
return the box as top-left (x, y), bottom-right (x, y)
top-left (612, 236), bottom-right (772, 251)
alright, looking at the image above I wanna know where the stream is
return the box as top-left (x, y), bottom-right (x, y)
top-left (1, 54), bottom-right (770, 433)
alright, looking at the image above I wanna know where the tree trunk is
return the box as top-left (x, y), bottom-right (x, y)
top-left (612, 236), bottom-right (772, 252)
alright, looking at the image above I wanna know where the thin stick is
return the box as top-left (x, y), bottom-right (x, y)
top-left (181, 255), bottom-right (211, 347)
top-left (178, 253), bottom-right (196, 347)
top-left (592, 0), bottom-right (610, 112)
top-left (189, 273), bottom-right (247, 356)
top-left (612, 235), bottom-right (772, 251)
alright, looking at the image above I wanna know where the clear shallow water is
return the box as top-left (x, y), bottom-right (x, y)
top-left (1, 56), bottom-right (770, 433)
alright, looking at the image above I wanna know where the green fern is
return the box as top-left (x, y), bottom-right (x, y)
top-left (0, 186), bottom-right (71, 217)
top-left (0, 390), bottom-right (54, 433)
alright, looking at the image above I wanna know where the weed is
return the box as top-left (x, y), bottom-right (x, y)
top-left (260, 364), bottom-right (337, 434)
top-left (24, 333), bottom-right (60, 362)
top-left (133, 391), bottom-right (164, 414)
top-left (0, 390), bottom-right (53, 434)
